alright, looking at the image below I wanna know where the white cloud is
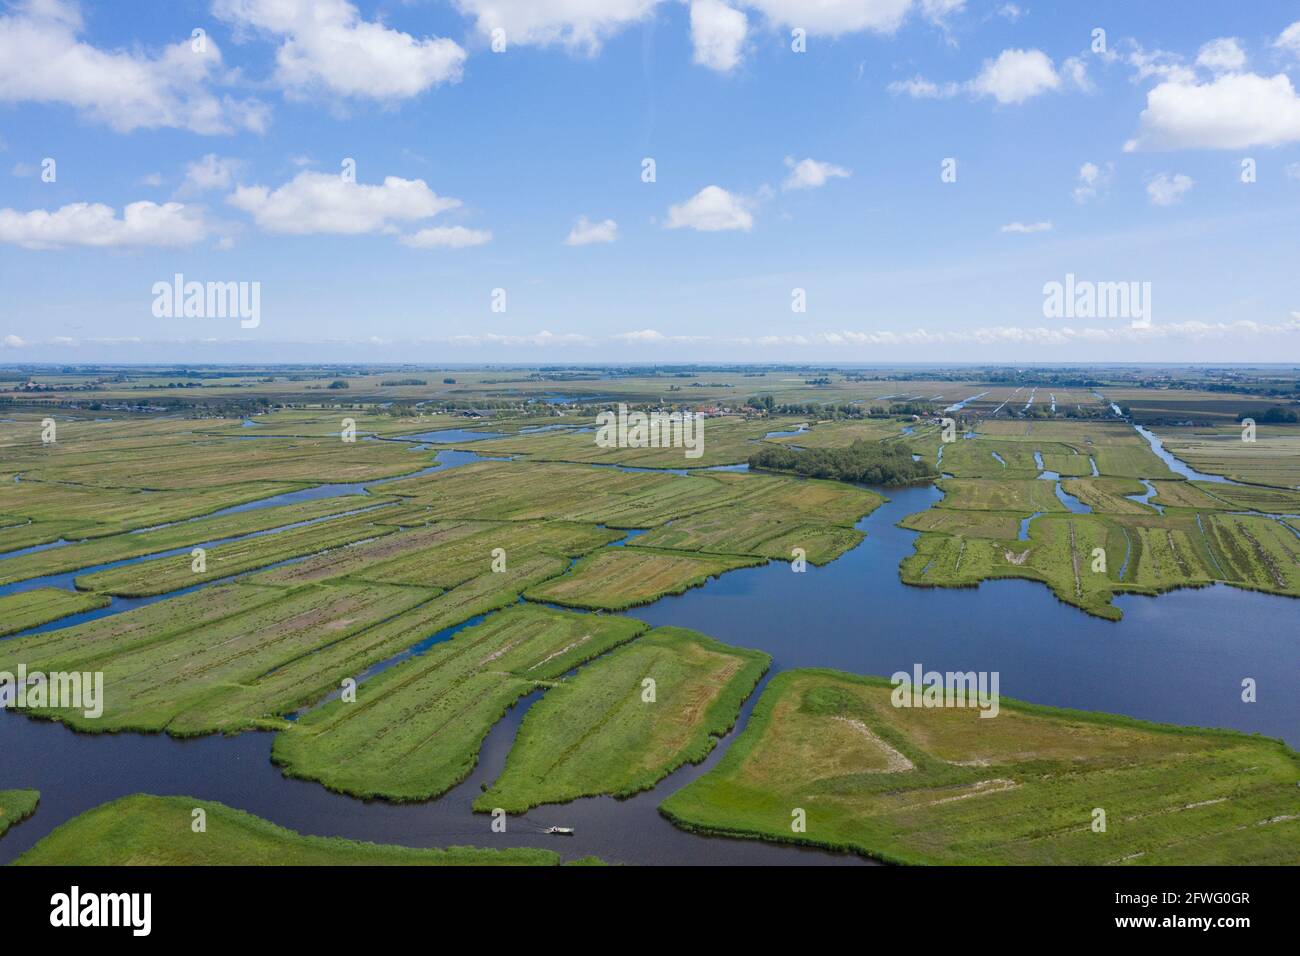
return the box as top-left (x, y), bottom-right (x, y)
top-left (1195, 37), bottom-right (1245, 73)
top-left (450, 1), bottom-right (928, 67)
top-left (447, 330), bottom-right (593, 347)
top-left (0, 0), bottom-right (268, 134)
top-left (690, 0), bottom-right (747, 72)
top-left (1286, 162), bottom-right (1300, 180)
top-left (3, 334), bottom-right (26, 348)
top-left (1276, 21), bottom-right (1300, 59)
top-left (563, 215), bottom-right (618, 245)
top-left (1125, 44), bottom-right (1195, 85)
top-left (137, 172), bottom-right (163, 187)
top-left (664, 185), bottom-right (753, 231)
top-left (613, 317), bottom-right (1300, 348)
top-left (228, 171), bottom-right (462, 235)
top-left (616, 329), bottom-right (668, 343)
top-left (740, 0), bottom-right (913, 37)
top-left (781, 156), bottom-right (851, 190)
top-left (996, 3), bottom-right (1021, 21)
top-left (1060, 56), bottom-right (1091, 93)
top-left (887, 75), bottom-right (958, 98)
top-left (969, 48), bottom-right (1059, 104)
top-left (0, 200), bottom-right (207, 249)
top-left (215, 0), bottom-right (465, 100)
top-left (1072, 161), bottom-right (1113, 203)
top-left (180, 154), bottom-right (244, 194)
top-left (614, 328), bottom-right (711, 345)
top-left (1126, 72), bottom-right (1300, 150)
top-left (452, 0), bottom-right (658, 54)
top-left (1146, 172), bottom-right (1193, 206)
top-left (1000, 221), bottom-right (1051, 233)
top-left (401, 225), bottom-right (492, 248)
top-left (894, 48), bottom-right (1067, 105)
top-left (919, 0), bottom-right (964, 27)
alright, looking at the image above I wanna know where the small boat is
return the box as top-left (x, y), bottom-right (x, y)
top-left (543, 826), bottom-right (575, 836)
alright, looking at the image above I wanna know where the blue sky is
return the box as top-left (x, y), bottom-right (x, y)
top-left (2, 0), bottom-right (1300, 363)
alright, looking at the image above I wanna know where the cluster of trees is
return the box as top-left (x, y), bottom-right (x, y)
top-left (749, 440), bottom-right (934, 486)
top-left (875, 401), bottom-right (935, 417)
top-left (752, 395), bottom-right (925, 419)
top-left (1243, 407), bottom-right (1300, 424)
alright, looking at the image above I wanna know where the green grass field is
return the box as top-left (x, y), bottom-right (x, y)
top-left (12, 795), bottom-right (571, 866)
top-left (0, 790), bottom-right (39, 840)
top-left (0, 581), bottom-right (437, 734)
top-left (0, 588), bottom-right (110, 636)
top-left (523, 547), bottom-right (765, 610)
top-left (4, 376), bottom-right (1299, 866)
top-left (659, 669), bottom-right (1300, 864)
top-left (0, 494), bottom-right (383, 587)
top-left (470, 415), bottom-right (791, 468)
top-left (1154, 424), bottom-right (1300, 488)
top-left (271, 605), bottom-right (648, 801)
top-left (899, 426), bottom-right (1300, 618)
top-left (935, 478), bottom-right (1065, 513)
top-left (72, 507), bottom-right (405, 596)
top-left (477, 628), bottom-right (769, 812)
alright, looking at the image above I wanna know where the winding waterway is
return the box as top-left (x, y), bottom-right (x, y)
top-left (1, 432), bottom-right (1297, 865)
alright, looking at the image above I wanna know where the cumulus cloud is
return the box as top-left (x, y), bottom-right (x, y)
top-left (452, 0), bottom-right (658, 54)
top-left (3, 334), bottom-right (27, 348)
top-left (1072, 161), bottom-right (1113, 203)
top-left (886, 75), bottom-right (959, 98)
top-left (0, 0), bottom-right (268, 134)
top-left (0, 200), bottom-right (207, 249)
top-left (1195, 37), bottom-right (1245, 73)
top-left (969, 48), bottom-right (1060, 104)
top-left (1125, 72), bottom-right (1300, 150)
top-left (664, 185), bottom-right (753, 231)
top-left (1146, 172), bottom-right (1193, 206)
top-left (1059, 56), bottom-right (1091, 93)
top-left (215, 0), bottom-right (465, 100)
top-left (1276, 21), bottom-right (1300, 59)
top-left (401, 225), bottom-right (492, 248)
top-left (1000, 221), bottom-right (1051, 233)
top-left (447, 330), bottom-right (593, 347)
top-left (563, 215), bottom-right (618, 245)
top-left (781, 156), bottom-right (851, 190)
top-left (741, 0), bottom-right (913, 36)
top-left (179, 154), bottom-right (245, 194)
top-left (690, 0), bottom-right (747, 72)
top-left (1125, 44), bottom-right (1196, 85)
top-left (228, 171), bottom-right (462, 235)
top-left (452, 1), bottom-right (929, 70)
top-left (919, 0), bottom-right (964, 28)
top-left (612, 317), bottom-right (1300, 348)
top-left (891, 48), bottom-right (1073, 105)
